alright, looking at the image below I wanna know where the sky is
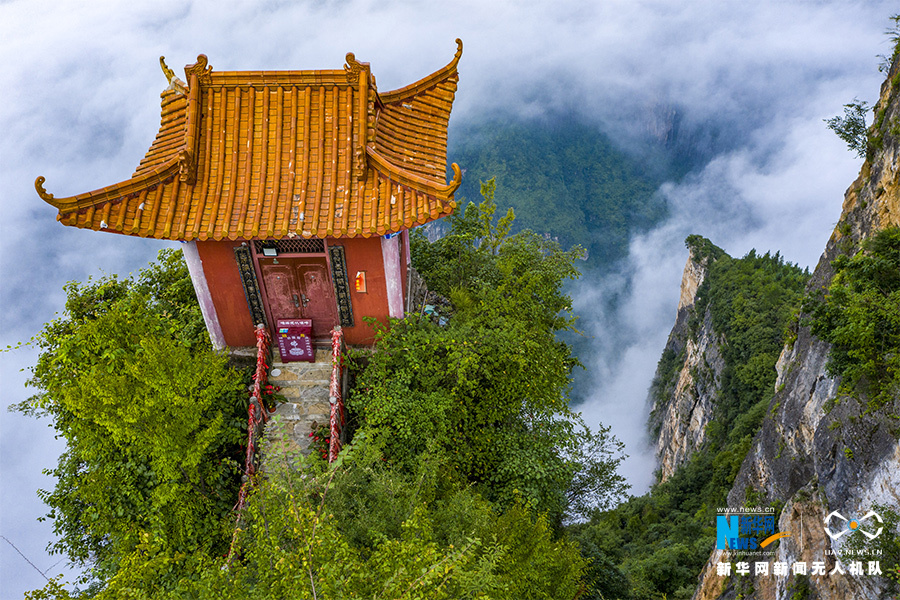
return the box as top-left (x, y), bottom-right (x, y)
top-left (0, 0), bottom-right (896, 596)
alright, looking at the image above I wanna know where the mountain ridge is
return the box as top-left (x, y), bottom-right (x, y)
top-left (685, 52), bottom-right (900, 600)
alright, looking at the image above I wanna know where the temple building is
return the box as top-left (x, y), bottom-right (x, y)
top-left (36, 42), bottom-right (462, 348)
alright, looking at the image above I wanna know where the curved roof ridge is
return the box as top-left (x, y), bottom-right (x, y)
top-left (367, 146), bottom-right (461, 202)
top-left (35, 157), bottom-right (180, 211)
top-left (379, 39), bottom-right (462, 105)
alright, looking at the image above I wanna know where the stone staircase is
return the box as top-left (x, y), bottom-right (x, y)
top-left (266, 349), bottom-right (334, 454)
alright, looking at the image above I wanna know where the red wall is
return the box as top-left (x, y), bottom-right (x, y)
top-left (196, 238), bottom-right (394, 348)
top-left (338, 236), bottom-right (390, 346)
top-left (196, 240), bottom-right (257, 347)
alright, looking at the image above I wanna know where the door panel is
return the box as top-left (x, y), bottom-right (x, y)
top-left (259, 257), bottom-right (338, 339)
top-left (260, 264), bottom-right (302, 321)
top-left (297, 262), bottom-right (338, 338)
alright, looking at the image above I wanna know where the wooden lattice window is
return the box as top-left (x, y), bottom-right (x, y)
top-left (254, 239), bottom-right (325, 254)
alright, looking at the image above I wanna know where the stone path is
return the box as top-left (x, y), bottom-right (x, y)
top-left (265, 349), bottom-right (333, 454)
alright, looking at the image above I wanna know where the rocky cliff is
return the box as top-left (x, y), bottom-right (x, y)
top-left (688, 57), bottom-right (900, 600)
top-left (650, 239), bottom-right (725, 482)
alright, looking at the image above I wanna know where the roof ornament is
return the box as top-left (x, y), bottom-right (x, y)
top-left (447, 162), bottom-right (462, 195)
top-left (451, 38), bottom-right (463, 68)
top-left (159, 56), bottom-right (188, 95)
top-left (344, 52), bottom-right (371, 82)
top-left (37, 46), bottom-right (462, 238)
top-left (184, 54), bottom-right (213, 84)
top-left (34, 176), bottom-right (56, 205)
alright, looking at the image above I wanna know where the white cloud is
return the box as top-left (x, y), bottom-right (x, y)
top-left (571, 69), bottom-right (868, 494)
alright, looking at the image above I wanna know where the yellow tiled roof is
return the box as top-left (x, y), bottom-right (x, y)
top-left (36, 41), bottom-right (462, 240)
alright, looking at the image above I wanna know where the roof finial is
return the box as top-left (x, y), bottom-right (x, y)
top-left (160, 56), bottom-right (175, 83)
top-left (447, 162), bottom-right (462, 193)
top-left (344, 52), bottom-right (371, 81)
top-left (184, 54), bottom-right (212, 83)
top-left (160, 56), bottom-right (188, 94)
top-left (35, 176), bottom-right (53, 201)
top-left (453, 38), bottom-right (463, 65)
top-left (35, 176), bottom-right (63, 207)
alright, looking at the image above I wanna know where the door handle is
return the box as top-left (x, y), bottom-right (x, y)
top-left (300, 293), bottom-right (310, 307)
top-left (292, 294), bottom-right (300, 308)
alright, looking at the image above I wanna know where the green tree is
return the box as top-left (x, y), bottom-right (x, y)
top-left (824, 100), bottom-right (869, 158)
top-left (358, 180), bottom-right (628, 521)
top-left (32, 445), bottom-right (588, 600)
top-left (23, 185), bottom-right (627, 597)
top-left (16, 249), bottom-right (247, 588)
top-left (805, 226), bottom-right (900, 412)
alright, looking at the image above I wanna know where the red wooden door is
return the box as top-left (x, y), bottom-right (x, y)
top-left (259, 257), bottom-right (338, 339)
top-left (260, 263), bottom-right (303, 321)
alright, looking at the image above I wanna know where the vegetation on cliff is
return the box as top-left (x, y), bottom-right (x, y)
top-left (572, 237), bottom-right (810, 600)
top-left (690, 243), bottom-right (810, 439)
top-left (804, 226), bottom-right (900, 418)
top-left (15, 249), bottom-right (248, 591)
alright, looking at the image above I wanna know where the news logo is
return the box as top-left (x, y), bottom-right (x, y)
top-left (716, 511), bottom-right (790, 551)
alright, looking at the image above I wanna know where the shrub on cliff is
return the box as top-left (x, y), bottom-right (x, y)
top-left (353, 179), bottom-right (628, 522)
top-left (805, 226), bottom-right (900, 415)
top-left (16, 249), bottom-right (247, 590)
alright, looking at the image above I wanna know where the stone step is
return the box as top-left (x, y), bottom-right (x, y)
top-left (277, 383), bottom-right (330, 401)
top-left (270, 372), bottom-right (331, 386)
top-left (266, 400), bottom-right (332, 454)
top-left (263, 350), bottom-right (336, 455)
top-left (272, 399), bottom-right (331, 422)
top-left (269, 360), bottom-right (334, 387)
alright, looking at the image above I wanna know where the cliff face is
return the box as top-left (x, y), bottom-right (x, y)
top-left (650, 245), bottom-right (724, 482)
top-left (689, 59), bottom-right (900, 600)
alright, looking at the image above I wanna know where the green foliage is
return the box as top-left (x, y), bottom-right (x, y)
top-left (805, 227), bottom-right (900, 414)
top-left (451, 118), bottom-right (667, 268)
top-left (878, 14), bottom-right (900, 73)
top-left (685, 234), bottom-right (727, 264)
top-left (315, 445), bottom-right (589, 599)
top-left (363, 183), bottom-right (627, 522)
top-left (32, 444), bottom-right (588, 599)
top-left (692, 245), bottom-right (810, 441)
top-left (788, 573), bottom-right (811, 600)
top-left (572, 453), bottom-right (719, 600)
top-left (17, 249), bottom-right (247, 587)
top-left (648, 346), bottom-right (684, 431)
top-left (837, 504), bottom-right (900, 593)
top-left (825, 100), bottom-right (870, 158)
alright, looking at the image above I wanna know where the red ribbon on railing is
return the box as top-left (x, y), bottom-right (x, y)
top-left (328, 326), bottom-right (344, 462)
top-left (234, 324), bottom-right (271, 512)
